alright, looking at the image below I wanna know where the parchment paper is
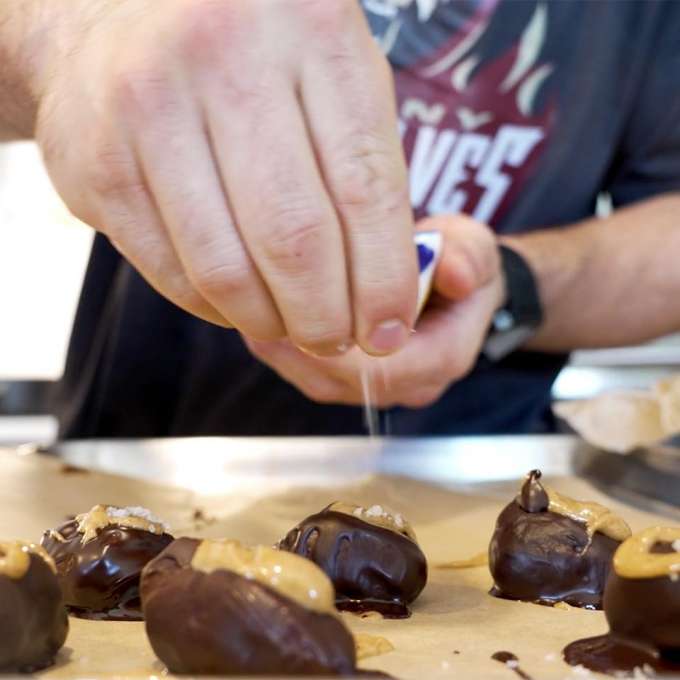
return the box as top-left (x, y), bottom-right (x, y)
top-left (0, 449), bottom-right (674, 679)
top-left (554, 373), bottom-right (680, 453)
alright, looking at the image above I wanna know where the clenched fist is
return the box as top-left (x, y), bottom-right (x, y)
top-left (246, 215), bottom-right (504, 409)
top-left (32, 0), bottom-right (418, 355)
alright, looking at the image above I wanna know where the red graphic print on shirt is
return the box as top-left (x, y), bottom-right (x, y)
top-left (384, 2), bottom-right (557, 226)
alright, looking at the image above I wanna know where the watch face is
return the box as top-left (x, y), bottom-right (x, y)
top-left (492, 309), bottom-right (516, 333)
top-left (483, 325), bottom-right (536, 362)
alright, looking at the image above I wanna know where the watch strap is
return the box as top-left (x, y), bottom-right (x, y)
top-left (483, 244), bottom-right (543, 361)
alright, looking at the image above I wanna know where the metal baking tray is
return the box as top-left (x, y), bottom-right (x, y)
top-left (45, 435), bottom-right (680, 519)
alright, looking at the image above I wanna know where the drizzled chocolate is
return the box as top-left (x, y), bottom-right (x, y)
top-left (489, 470), bottom-right (627, 609)
top-left (41, 506), bottom-right (173, 621)
top-left (141, 538), bottom-right (358, 676)
top-left (277, 503), bottom-right (427, 618)
top-left (564, 527), bottom-right (680, 676)
top-left (0, 544), bottom-right (68, 672)
top-left (491, 651), bottom-right (534, 680)
top-left (519, 471), bottom-right (549, 512)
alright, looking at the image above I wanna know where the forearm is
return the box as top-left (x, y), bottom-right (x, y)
top-left (502, 193), bottom-right (680, 352)
top-left (0, 1), bottom-right (53, 140)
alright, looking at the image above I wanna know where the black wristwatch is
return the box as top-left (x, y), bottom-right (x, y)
top-left (483, 244), bottom-right (543, 361)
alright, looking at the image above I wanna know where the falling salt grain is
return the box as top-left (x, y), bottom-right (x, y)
top-left (544, 653), bottom-right (557, 662)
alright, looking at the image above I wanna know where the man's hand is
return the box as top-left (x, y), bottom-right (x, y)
top-left (17, 0), bottom-right (418, 356)
top-left (245, 215), bottom-right (504, 408)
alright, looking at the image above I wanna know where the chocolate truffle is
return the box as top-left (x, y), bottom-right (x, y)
top-left (41, 504), bottom-right (173, 620)
top-left (141, 538), bottom-right (357, 676)
top-left (0, 541), bottom-right (68, 672)
top-left (489, 470), bottom-right (631, 609)
top-left (278, 502), bottom-right (427, 618)
top-left (564, 527), bottom-right (680, 676)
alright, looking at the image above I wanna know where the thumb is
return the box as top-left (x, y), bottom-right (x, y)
top-left (417, 214), bottom-right (500, 301)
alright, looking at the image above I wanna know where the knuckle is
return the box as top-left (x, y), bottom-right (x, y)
top-left (112, 66), bottom-right (175, 123)
top-left (192, 260), bottom-right (253, 300)
top-left (170, 283), bottom-right (225, 324)
top-left (302, 0), bottom-right (355, 35)
top-left (178, 0), bottom-right (242, 59)
top-left (259, 203), bottom-right (330, 272)
top-left (333, 137), bottom-right (408, 215)
top-left (86, 143), bottom-right (142, 202)
top-left (177, 1), bottom-right (266, 110)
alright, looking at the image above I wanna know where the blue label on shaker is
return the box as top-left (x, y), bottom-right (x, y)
top-left (414, 231), bottom-right (442, 318)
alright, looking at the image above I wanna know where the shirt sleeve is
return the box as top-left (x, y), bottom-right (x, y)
top-left (606, 3), bottom-right (680, 206)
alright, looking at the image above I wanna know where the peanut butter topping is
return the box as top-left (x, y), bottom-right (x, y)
top-left (0, 541), bottom-right (56, 580)
top-left (191, 539), bottom-right (335, 614)
top-left (354, 633), bottom-right (395, 660)
top-left (75, 505), bottom-right (169, 544)
top-left (328, 502), bottom-right (417, 542)
top-left (614, 527), bottom-right (680, 579)
top-left (544, 488), bottom-right (631, 542)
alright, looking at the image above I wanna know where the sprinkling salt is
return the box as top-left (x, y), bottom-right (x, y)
top-left (107, 506), bottom-right (168, 529)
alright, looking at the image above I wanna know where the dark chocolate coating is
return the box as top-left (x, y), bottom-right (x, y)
top-left (564, 541), bottom-right (680, 675)
top-left (41, 519), bottom-right (173, 620)
top-left (564, 634), bottom-right (680, 676)
top-left (278, 509), bottom-right (427, 614)
top-left (604, 569), bottom-right (680, 652)
top-left (0, 553), bottom-right (69, 672)
top-left (141, 538), bottom-right (357, 676)
top-left (489, 473), bottom-right (620, 608)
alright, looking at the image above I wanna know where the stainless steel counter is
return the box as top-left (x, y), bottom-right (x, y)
top-left (0, 415), bottom-right (57, 446)
top-left (47, 435), bottom-right (680, 519)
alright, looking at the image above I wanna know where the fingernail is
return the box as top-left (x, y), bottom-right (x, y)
top-left (367, 320), bottom-right (409, 355)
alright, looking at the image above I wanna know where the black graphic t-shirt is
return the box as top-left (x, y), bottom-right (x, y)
top-left (56, 0), bottom-right (680, 438)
